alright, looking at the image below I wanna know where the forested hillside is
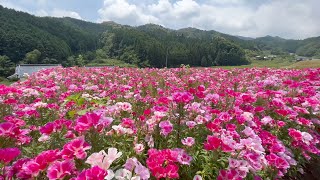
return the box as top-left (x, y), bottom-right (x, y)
top-left (0, 5), bottom-right (319, 77)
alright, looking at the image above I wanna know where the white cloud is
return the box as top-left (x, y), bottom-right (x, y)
top-left (98, 0), bottom-right (159, 24)
top-left (1, 0), bottom-right (320, 39)
top-left (98, 0), bottom-right (320, 39)
top-left (0, 0), bottom-right (25, 11)
top-left (34, 8), bottom-right (82, 19)
top-left (51, 9), bottom-right (82, 19)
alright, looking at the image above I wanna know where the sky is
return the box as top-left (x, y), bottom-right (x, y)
top-left (0, 0), bottom-right (319, 39)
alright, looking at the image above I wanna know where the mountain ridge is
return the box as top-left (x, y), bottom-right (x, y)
top-left (0, 5), bottom-right (320, 72)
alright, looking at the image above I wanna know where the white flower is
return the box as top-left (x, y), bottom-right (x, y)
top-left (105, 170), bottom-right (115, 180)
top-left (115, 169), bottom-right (132, 180)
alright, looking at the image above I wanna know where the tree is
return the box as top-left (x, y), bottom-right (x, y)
top-left (24, 49), bottom-right (41, 64)
top-left (96, 49), bottom-right (107, 59)
top-left (201, 56), bottom-right (208, 67)
top-left (0, 55), bottom-right (15, 77)
top-left (76, 55), bottom-right (85, 66)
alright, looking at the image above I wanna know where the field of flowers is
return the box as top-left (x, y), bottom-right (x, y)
top-left (0, 67), bottom-right (319, 180)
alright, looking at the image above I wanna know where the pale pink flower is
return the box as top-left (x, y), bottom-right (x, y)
top-left (134, 143), bottom-right (145, 155)
top-left (177, 152), bottom-right (193, 165)
top-left (181, 137), bottom-right (195, 147)
top-left (85, 148), bottom-right (122, 170)
top-left (193, 175), bottom-right (203, 180)
top-left (186, 121), bottom-right (197, 129)
top-left (261, 116), bottom-right (273, 125)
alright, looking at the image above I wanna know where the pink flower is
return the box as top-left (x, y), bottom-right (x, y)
top-left (123, 157), bottom-right (150, 180)
top-left (76, 166), bottom-right (107, 180)
top-left (172, 92), bottom-right (194, 103)
top-left (159, 120), bottom-right (173, 136)
top-left (47, 160), bottom-right (75, 180)
top-left (177, 151), bottom-right (193, 165)
top-left (134, 143), bottom-right (145, 154)
top-left (181, 137), bottom-right (195, 147)
top-left (85, 148), bottom-right (122, 170)
top-left (61, 136), bottom-right (91, 160)
top-left (115, 102), bottom-right (132, 111)
top-left (0, 122), bottom-right (18, 137)
top-left (0, 148), bottom-right (21, 164)
top-left (217, 169), bottom-right (242, 180)
top-left (134, 162), bottom-right (150, 180)
top-left (124, 158), bottom-right (138, 171)
top-left (35, 149), bottom-right (61, 170)
top-left (21, 149), bottom-right (60, 177)
top-left (186, 121), bottom-right (197, 129)
top-left (266, 153), bottom-right (290, 170)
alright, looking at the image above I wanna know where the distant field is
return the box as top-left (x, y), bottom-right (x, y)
top-left (216, 59), bottom-right (320, 69)
top-left (285, 59), bottom-right (320, 68)
top-left (1, 59), bottom-right (319, 86)
top-left (87, 58), bottom-right (137, 67)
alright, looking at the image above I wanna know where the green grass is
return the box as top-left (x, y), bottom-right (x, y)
top-left (0, 79), bottom-right (13, 85)
top-left (87, 58), bottom-right (137, 68)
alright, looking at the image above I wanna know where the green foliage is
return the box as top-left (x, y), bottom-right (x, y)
top-left (201, 56), bottom-right (208, 67)
top-left (99, 27), bottom-right (249, 67)
top-left (0, 55), bottom-right (14, 77)
top-left (24, 49), bottom-right (41, 64)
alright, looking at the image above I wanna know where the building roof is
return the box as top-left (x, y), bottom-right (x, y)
top-left (18, 64), bottom-right (61, 66)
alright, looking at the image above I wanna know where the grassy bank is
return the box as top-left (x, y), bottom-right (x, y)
top-left (215, 59), bottom-right (320, 69)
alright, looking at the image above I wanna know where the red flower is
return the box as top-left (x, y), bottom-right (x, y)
top-left (288, 128), bottom-right (303, 141)
top-left (40, 122), bottom-right (55, 135)
top-left (204, 135), bottom-right (222, 151)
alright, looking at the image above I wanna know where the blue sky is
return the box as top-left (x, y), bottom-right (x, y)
top-left (0, 0), bottom-right (319, 39)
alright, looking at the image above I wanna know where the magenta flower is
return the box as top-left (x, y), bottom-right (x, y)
top-left (74, 113), bottom-right (101, 133)
top-left (47, 160), bottom-right (75, 180)
top-left (0, 122), bottom-right (18, 137)
top-left (146, 149), bottom-right (180, 179)
top-left (39, 122), bottom-right (55, 135)
top-left (0, 148), bottom-right (21, 164)
top-left (76, 166), bottom-right (107, 180)
top-left (159, 120), bottom-right (173, 136)
top-left (217, 169), bottom-right (242, 180)
top-left (61, 136), bottom-right (91, 160)
top-left (172, 92), bottom-right (194, 103)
